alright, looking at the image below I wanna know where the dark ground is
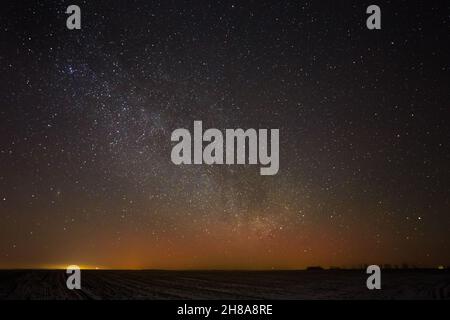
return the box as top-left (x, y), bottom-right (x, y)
top-left (0, 270), bottom-right (449, 300)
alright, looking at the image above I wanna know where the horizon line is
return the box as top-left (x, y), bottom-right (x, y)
top-left (0, 266), bottom-right (447, 271)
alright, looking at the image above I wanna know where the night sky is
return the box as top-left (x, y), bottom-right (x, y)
top-left (0, 0), bottom-right (449, 269)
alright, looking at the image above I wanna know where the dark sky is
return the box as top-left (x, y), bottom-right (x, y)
top-left (0, 0), bottom-right (449, 269)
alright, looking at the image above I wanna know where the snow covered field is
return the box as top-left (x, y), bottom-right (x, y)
top-left (0, 270), bottom-right (448, 300)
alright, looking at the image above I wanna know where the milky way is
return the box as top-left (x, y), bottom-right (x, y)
top-left (0, 0), bottom-right (449, 269)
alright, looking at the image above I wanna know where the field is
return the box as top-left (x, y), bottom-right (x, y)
top-left (0, 269), bottom-right (449, 300)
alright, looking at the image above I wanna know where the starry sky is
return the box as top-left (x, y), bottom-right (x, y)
top-left (0, 0), bottom-right (449, 269)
